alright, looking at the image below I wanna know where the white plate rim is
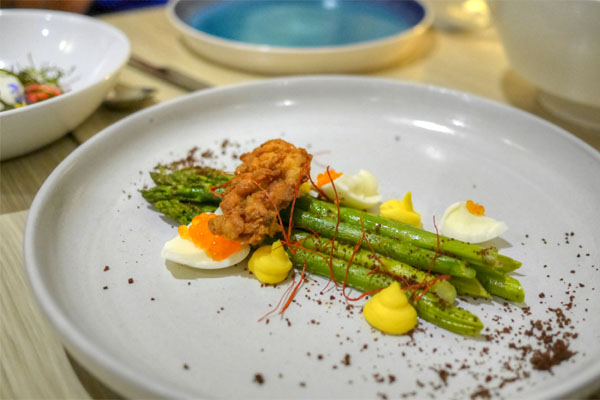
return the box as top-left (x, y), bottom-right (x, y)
top-left (23, 76), bottom-right (600, 398)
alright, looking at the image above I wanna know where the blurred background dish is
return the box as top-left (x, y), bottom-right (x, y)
top-left (166, 0), bottom-right (431, 74)
top-left (425, 0), bottom-right (490, 31)
top-left (0, 9), bottom-right (130, 160)
top-left (490, 0), bottom-right (600, 130)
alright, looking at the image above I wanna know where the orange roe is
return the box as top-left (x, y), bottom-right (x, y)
top-left (178, 213), bottom-right (242, 261)
top-left (178, 225), bottom-right (192, 240)
top-left (466, 200), bottom-right (485, 216)
top-left (316, 169), bottom-right (343, 187)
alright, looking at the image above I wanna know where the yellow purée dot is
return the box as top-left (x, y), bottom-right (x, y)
top-left (363, 282), bottom-right (417, 335)
top-left (248, 240), bottom-right (292, 284)
top-left (380, 192), bottom-right (422, 228)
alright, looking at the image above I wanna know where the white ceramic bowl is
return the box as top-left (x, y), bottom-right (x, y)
top-left (0, 10), bottom-right (130, 160)
top-left (490, 0), bottom-right (600, 129)
top-left (166, 0), bottom-right (431, 74)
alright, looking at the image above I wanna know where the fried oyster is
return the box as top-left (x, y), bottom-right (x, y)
top-left (208, 139), bottom-right (312, 245)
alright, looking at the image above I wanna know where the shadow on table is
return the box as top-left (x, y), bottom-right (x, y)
top-left (67, 352), bottom-right (124, 399)
top-left (500, 69), bottom-right (600, 146)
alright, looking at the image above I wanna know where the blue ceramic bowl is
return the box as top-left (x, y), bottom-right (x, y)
top-left (167, 0), bottom-right (431, 74)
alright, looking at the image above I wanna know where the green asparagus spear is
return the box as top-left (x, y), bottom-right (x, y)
top-left (290, 199), bottom-right (522, 302)
top-left (150, 165), bottom-right (232, 187)
top-left (468, 264), bottom-right (525, 303)
top-left (153, 199), bottom-right (218, 225)
top-left (141, 184), bottom-right (222, 205)
top-left (294, 196), bottom-right (521, 273)
top-left (450, 277), bottom-right (491, 299)
top-left (283, 208), bottom-right (476, 279)
top-left (288, 247), bottom-right (483, 336)
top-left (141, 166), bottom-right (230, 224)
top-left (289, 230), bottom-right (457, 303)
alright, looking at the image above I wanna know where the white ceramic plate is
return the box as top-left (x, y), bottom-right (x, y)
top-left (25, 77), bottom-right (600, 399)
top-left (0, 10), bottom-right (129, 160)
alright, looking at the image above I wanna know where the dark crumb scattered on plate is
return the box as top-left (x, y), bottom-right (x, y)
top-left (341, 354), bottom-right (351, 366)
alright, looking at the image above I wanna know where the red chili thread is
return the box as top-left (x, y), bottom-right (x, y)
top-left (352, 217), bottom-right (449, 302)
top-left (258, 275), bottom-right (297, 322)
top-left (412, 274), bottom-right (451, 302)
top-left (357, 218), bottom-right (412, 288)
top-left (245, 162), bottom-right (446, 317)
top-left (322, 166), bottom-right (342, 291)
top-left (300, 166), bottom-right (342, 291)
top-left (209, 180), bottom-right (230, 197)
top-left (279, 261), bottom-right (307, 315)
top-left (244, 175), bottom-right (291, 245)
top-left (242, 161), bottom-right (320, 317)
top-left (307, 174), bottom-right (331, 201)
top-left (338, 229), bottom-right (384, 301)
top-left (413, 216), bottom-right (443, 302)
top-left (286, 162), bottom-right (310, 248)
top-left (428, 216), bottom-right (441, 276)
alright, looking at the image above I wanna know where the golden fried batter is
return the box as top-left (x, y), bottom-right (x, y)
top-left (208, 139), bottom-right (312, 245)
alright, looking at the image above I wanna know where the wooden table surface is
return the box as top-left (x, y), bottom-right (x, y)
top-left (2, 6), bottom-right (599, 399)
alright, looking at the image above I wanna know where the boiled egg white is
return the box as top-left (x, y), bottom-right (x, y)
top-left (161, 234), bottom-right (250, 269)
top-left (439, 200), bottom-right (507, 243)
top-left (161, 210), bottom-right (250, 269)
top-left (319, 169), bottom-right (381, 210)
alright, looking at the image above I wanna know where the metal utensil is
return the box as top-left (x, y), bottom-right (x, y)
top-left (128, 55), bottom-right (211, 91)
top-left (102, 55), bottom-right (210, 110)
top-left (103, 83), bottom-right (156, 111)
